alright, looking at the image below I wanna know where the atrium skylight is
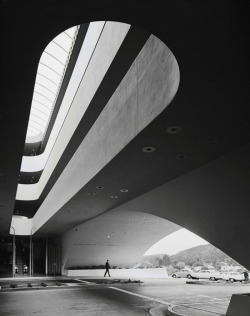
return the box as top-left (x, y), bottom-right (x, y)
top-left (26, 26), bottom-right (79, 141)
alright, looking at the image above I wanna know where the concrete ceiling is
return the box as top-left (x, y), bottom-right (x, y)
top-left (1, 1), bottom-right (250, 268)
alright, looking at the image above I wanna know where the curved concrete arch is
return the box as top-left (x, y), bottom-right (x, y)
top-left (59, 210), bottom-right (180, 271)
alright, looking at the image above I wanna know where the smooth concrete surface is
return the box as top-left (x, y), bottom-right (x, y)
top-left (226, 294), bottom-right (250, 316)
top-left (0, 278), bottom-right (249, 316)
top-left (59, 210), bottom-right (179, 269)
top-left (114, 143), bottom-right (250, 270)
top-left (66, 268), bottom-right (169, 278)
top-left (33, 33), bottom-right (179, 233)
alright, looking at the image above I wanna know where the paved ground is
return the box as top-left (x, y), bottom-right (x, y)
top-left (0, 277), bottom-right (249, 315)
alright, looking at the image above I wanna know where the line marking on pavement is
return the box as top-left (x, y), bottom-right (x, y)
top-left (171, 304), bottom-right (224, 315)
top-left (109, 286), bottom-right (171, 306)
top-left (74, 279), bottom-right (92, 284)
top-left (198, 295), bottom-right (229, 302)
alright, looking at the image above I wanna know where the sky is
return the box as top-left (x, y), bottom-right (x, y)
top-left (144, 228), bottom-right (209, 256)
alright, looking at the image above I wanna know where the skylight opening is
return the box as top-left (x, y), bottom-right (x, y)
top-left (26, 26), bottom-right (79, 142)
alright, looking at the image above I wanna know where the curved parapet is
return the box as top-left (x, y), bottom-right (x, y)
top-left (29, 22), bottom-right (180, 230)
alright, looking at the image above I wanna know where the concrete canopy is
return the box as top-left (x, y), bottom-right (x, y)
top-left (1, 1), bottom-right (250, 269)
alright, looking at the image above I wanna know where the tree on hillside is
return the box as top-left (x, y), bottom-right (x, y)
top-left (192, 260), bottom-right (202, 267)
top-left (162, 254), bottom-right (171, 266)
top-left (176, 261), bottom-right (185, 270)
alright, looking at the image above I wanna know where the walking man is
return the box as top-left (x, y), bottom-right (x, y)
top-left (104, 259), bottom-right (111, 277)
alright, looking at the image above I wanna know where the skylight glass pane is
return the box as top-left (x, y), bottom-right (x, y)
top-left (36, 73), bottom-right (59, 90)
top-left (40, 53), bottom-right (64, 75)
top-left (33, 92), bottom-right (53, 107)
top-left (65, 26), bottom-right (77, 38)
top-left (37, 64), bottom-right (61, 83)
top-left (28, 126), bottom-right (39, 134)
top-left (30, 114), bottom-right (47, 126)
top-left (45, 42), bottom-right (68, 64)
top-left (31, 101), bottom-right (51, 115)
top-left (26, 25), bottom-right (79, 139)
top-left (31, 108), bottom-right (48, 122)
top-left (29, 121), bottom-right (44, 131)
top-left (26, 26), bottom-right (79, 140)
top-left (34, 84), bottom-right (55, 101)
top-left (53, 33), bottom-right (72, 51)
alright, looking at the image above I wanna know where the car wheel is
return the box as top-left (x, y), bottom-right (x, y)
top-left (187, 274), bottom-right (192, 279)
top-left (172, 274), bottom-right (177, 278)
top-left (229, 278), bottom-right (235, 283)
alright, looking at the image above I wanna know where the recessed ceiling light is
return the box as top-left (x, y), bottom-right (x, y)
top-left (120, 189), bottom-right (128, 193)
top-left (166, 125), bottom-right (182, 134)
top-left (176, 154), bottom-right (187, 160)
top-left (110, 195), bottom-right (118, 199)
top-left (204, 136), bottom-right (219, 143)
top-left (88, 193), bottom-right (96, 196)
top-left (142, 146), bottom-right (155, 153)
top-left (96, 186), bottom-right (104, 189)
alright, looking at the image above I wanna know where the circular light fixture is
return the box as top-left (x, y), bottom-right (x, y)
top-left (96, 186), bottom-right (104, 189)
top-left (166, 125), bottom-right (182, 134)
top-left (142, 146), bottom-right (155, 153)
top-left (176, 154), bottom-right (187, 160)
top-left (204, 136), bottom-right (219, 143)
top-left (88, 193), bottom-right (96, 196)
top-left (110, 195), bottom-right (118, 199)
top-left (120, 189), bottom-right (128, 193)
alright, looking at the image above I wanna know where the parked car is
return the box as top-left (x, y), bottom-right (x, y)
top-left (220, 272), bottom-right (244, 282)
top-left (191, 269), bottom-right (221, 281)
top-left (172, 269), bottom-right (193, 279)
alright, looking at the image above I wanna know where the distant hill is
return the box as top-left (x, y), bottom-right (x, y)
top-left (142, 244), bottom-right (240, 267)
top-left (170, 244), bottom-right (231, 264)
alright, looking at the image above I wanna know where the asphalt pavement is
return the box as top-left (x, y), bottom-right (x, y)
top-left (0, 277), bottom-right (249, 315)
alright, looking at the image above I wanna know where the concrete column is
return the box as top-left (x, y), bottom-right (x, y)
top-left (29, 235), bottom-right (32, 277)
top-left (31, 242), bottom-right (33, 275)
top-left (45, 236), bottom-right (48, 276)
top-left (10, 226), bottom-right (15, 278)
